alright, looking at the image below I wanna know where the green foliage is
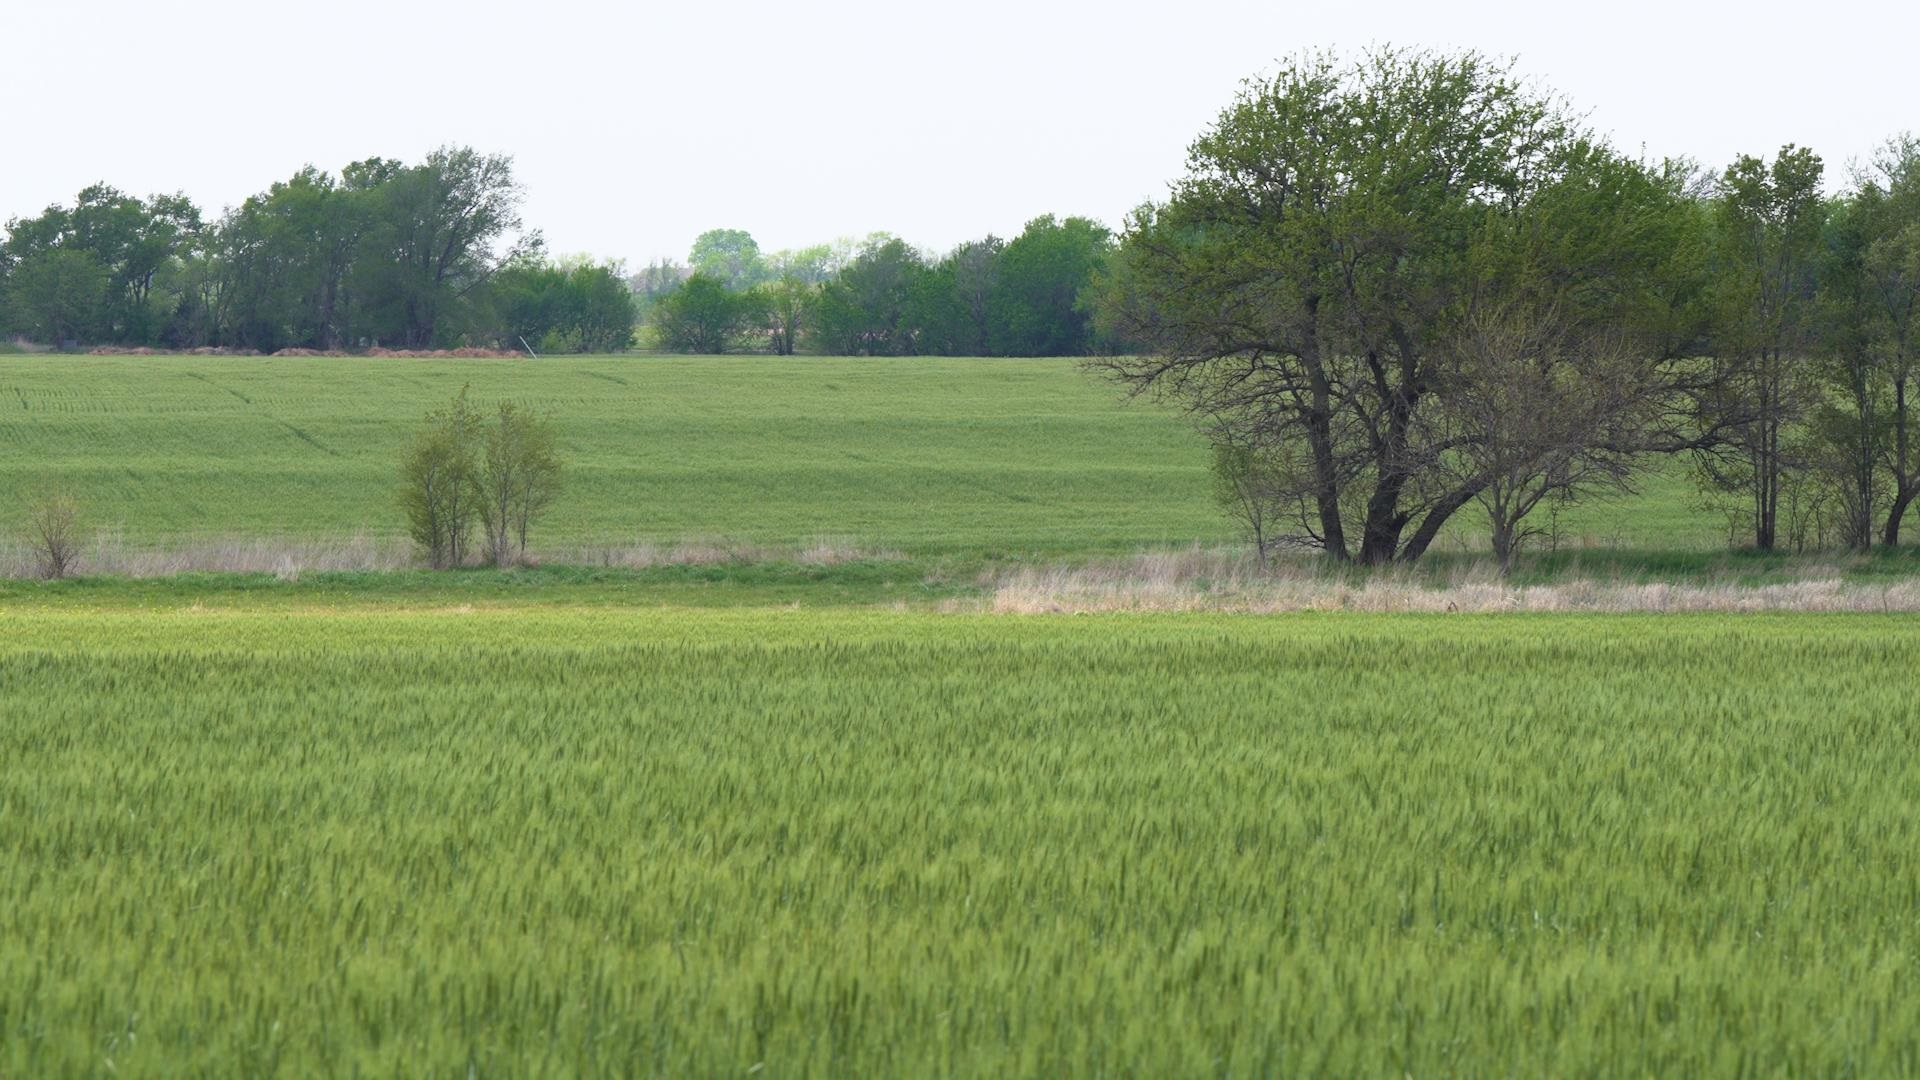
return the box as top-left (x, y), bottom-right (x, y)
top-left (651, 272), bottom-right (754, 352)
top-left (494, 260), bottom-right (635, 353)
top-left (811, 237), bottom-right (927, 355)
top-left (988, 215), bottom-right (1111, 355)
top-left (752, 275), bottom-right (817, 356)
top-left (1, 148), bottom-right (538, 352)
top-left (398, 386), bottom-right (483, 568)
top-left (215, 165), bottom-right (369, 351)
top-left (401, 388), bottom-right (566, 568)
top-left (688, 227), bottom-right (768, 290)
top-left (3, 248), bottom-right (109, 345)
top-left (1096, 47), bottom-right (1691, 564)
top-left (1692, 146), bottom-right (1831, 550)
top-left (1208, 439), bottom-right (1299, 560)
top-left (4, 608), bottom-right (1920, 1073)
top-left (476, 401), bottom-right (563, 565)
top-left (0, 183), bottom-right (202, 344)
top-left (356, 146), bottom-right (540, 348)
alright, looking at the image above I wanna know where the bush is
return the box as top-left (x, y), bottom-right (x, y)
top-left (22, 491), bottom-right (84, 579)
top-left (401, 388), bottom-right (564, 569)
top-left (477, 402), bottom-right (563, 567)
top-left (399, 387), bottom-right (482, 568)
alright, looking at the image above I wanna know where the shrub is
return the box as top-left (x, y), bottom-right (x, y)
top-left (398, 387), bottom-right (482, 568)
top-left (477, 402), bottom-right (563, 567)
top-left (22, 491), bottom-right (84, 579)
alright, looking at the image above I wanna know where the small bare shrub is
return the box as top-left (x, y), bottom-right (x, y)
top-left (23, 492), bottom-right (84, 579)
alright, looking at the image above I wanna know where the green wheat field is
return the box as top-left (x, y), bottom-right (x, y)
top-left (5, 608), bottom-right (1918, 1074)
top-left (0, 354), bottom-right (1711, 554)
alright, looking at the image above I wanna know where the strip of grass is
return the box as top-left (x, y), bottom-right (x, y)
top-left (4, 544), bottom-right (1918, 611)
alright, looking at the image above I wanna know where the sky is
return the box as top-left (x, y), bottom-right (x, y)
top-left (3, 0), bottom-right (1915, 267)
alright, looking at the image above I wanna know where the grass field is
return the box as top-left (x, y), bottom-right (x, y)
top-left (3, 605), bottom-right (1918, 1074)
top-left (7, 353), bottom-right (1918, 1074)
top-left (0, 353), bottom-right (1721, 557)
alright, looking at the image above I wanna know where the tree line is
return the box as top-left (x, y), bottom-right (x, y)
top-left (0, 148), bottom-right (1124, 360)
top-left (638, 216), bottom-right (1119, 357)
top-left (1096, 48), bottom-right (1920, 565)
top-left (0, 147), bottom-right (635, 354)
top-left (9, 51), bottom-right (1920, 567)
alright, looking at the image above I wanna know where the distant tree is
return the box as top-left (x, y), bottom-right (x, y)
top-left (1, 184), bottom-right (201, 344)
top-left (811, 237), bottom-right (928, 355)
top-left (495, 260), bottom-right (636, 353)
top-left (767, 245), bottom-right (835, 285)
top-left (902, 259), bottom-right (968, 355)
top-left (215, 166), bottom-right (373, 351)
top-left (1693, 146), bottom-right (1828, 551)
top-left (492, 261), bottom-right (565, 346)
top-left (947, 237), bottom-right (1002, 355)
top-left (1436, 304), bottom-right (1652, 573)
top-left (651, 272), bottom-right (750, 352)
top-left (750, 246), bottom-right (835, 355)
top-left (627, 258), bottom-right (688, 328)
top-left (477, 402), bottom-right (563, 566)
top-left (399, 386), bottom-right (483, 568)
top-left (1854, 136), bottom-right (1920, 545)
top-left (689, 228), bottom-right (767, 290)
top-left (564, 263), bottom-right (638, 352)
top-left (989, 215), bottom-right (1110, 355)
top-left (1208, 437), bottom-right (1298, 563)
top-left (1811, 193), bottom-right (1887, 551)
top-left (4, 249), bottom-right (108, 345)
top-left (358, 147), bottom-right (540, 347)
top-left (755, 275), bottom-right (817, 355)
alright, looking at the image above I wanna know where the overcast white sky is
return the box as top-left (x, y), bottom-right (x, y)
top-left (3, 0), bottom-right (1914, 267)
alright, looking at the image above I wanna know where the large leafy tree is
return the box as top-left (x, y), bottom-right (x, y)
top-left (989, 215), bottom-right (1110, 356)
top-left (946, 237), bottom-right (1002, 356)
top-left (651, 272), bottom-right (750, 353)
top-left (356, 147), bottom-right (539, 347)
top-left (1094, 48), bottom-right (1703, 564)
top-left (1693, 146), bottom-right (1828, 550)
top-left (1, 184), bottom-right (201, 344)
top-left (688, 228), bottom-right (767, 291)
top-left (811, 237), bottom-right (929, 355)
top-left (1854, 137), bottom-right (1920, 544)
top-left (494, 259), bottom-right (636, 353)
top-left (3, 248), bottom-right (109, 344)
top-left (216, 166), bottom-right (375, 351)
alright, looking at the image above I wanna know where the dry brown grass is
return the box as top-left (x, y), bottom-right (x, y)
top-left (0, 533), bottom-right (903, 579)
top-left (0, 532), bottom-right (413, 581)
top-left (553, 536), bottom-right (901, 569)
top-left (962, 546), bottom-right (1920, 614)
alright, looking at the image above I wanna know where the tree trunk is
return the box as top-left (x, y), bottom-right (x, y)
top-left (1491, 521), bottom-right (1516, 577)
top-left (1357, 513), bottom-right (1405, 565)
top-left (1299, 305), bottom-right (1349, 562)
top-left (1302, 406), bottom-right (1347, 562)
top-left (1398, 479), bottom-right (1488, 565)
top-left (1887, 487), bottom-right (1917, 548)
top-left (1888, 378), bottom-right (1913, 547)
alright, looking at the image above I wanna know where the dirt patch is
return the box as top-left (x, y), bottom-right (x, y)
top-left (365, 346), bottom-right (523, 359)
